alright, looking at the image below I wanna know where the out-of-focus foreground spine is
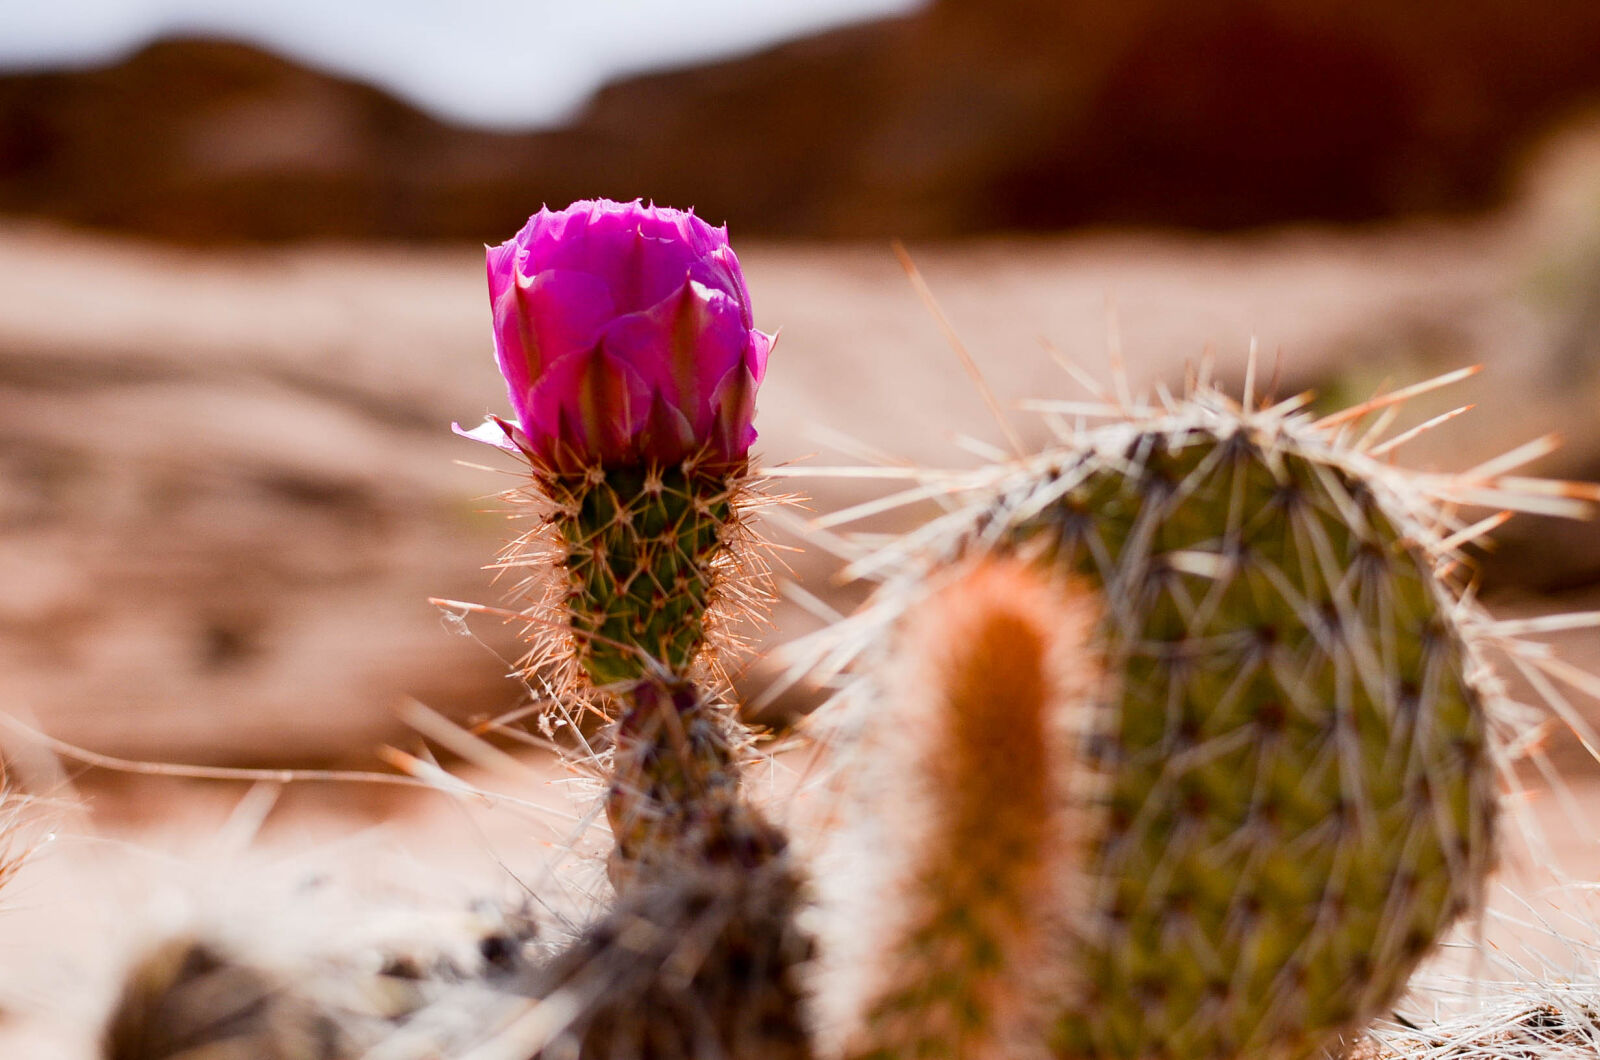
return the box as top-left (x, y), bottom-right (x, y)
top-left (818, 558), bottom-right (1103, 1060)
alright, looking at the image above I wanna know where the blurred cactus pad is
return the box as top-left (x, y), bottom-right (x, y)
top-left (797, 366), bottom-right (1596, 1060)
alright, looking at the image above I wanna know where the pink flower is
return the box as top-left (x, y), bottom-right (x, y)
top-left (469, 199), bottom-right (772, 472)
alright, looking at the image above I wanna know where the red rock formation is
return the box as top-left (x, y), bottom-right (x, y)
top-left (5, 0), bottom-right (1600, 241)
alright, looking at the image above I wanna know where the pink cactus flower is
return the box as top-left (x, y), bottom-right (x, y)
top-left (466, 199), bottom-right (772, 472)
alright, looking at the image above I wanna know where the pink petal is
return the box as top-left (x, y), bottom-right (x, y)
top-left (708, 360), bottom-right (759, 463)
top-left (637, 388), bottom-right (697, 464)
top-left (601, 279), bottom-right (745, 438)
top-left (701, 244), bottom-right (754, 327)
top-left (490, 268), bottom-right (614, 427)
top-left (528, 348), bottom-right (652, 468)
top-left (512, 268), bottom-right (615, 365)
top-left (745, 328), bottom-right (775, 387)
top-left (452, 415), bottom-right (530, 453)
top-left (485, 239), bottom-right (521, 305)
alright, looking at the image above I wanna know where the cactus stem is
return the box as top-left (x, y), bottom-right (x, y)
top-left (821, 557), bottom-right (1105, 1060)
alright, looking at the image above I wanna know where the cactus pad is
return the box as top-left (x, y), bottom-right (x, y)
top-left (1022, 423), bottom-right (1496, 1059)
top-left (803, 379), bottom-right (1530, 1060)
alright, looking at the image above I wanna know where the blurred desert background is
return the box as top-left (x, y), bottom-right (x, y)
top-left (6, 0), bottom-right (1600, 1053)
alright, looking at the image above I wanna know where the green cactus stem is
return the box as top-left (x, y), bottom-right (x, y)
top-left (605, 676), bottom-right (788, 890)
top-left (542, 462), bottom-right (741, 689)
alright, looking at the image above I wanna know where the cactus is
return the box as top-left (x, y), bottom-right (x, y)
top-left (460, 207), bottom-right (1557, 1058)
top-left (449, 199), bottom-right (814, 1059)
top-left (104, 935), bottom-right (351, 1060)
top-left (795, 366), bottom-right (1593, 1060)
top-left (532, 858), bottom-right (814, 1060)
top-left (817, 558), bottom-right (1104, 1060)
top-left (603, 675), bottom-right (791, 890)
top-left (1034, 402), bottom-right (1496, 1060)
top-left (539, 464), bottom-right (744, 688)
top-left (76, 215), bottom-right (1600, 1060)
top-left (511, 460), bottom-right (772, 883)
top-left (102, 901), bottom-right (542, 1060)
top-left (459, 199), bottom-right (782, 885)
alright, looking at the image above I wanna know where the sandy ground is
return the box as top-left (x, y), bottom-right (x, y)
top-left (3, 122), bottom-right (1600, 1054)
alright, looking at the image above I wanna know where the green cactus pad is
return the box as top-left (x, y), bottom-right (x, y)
top-left (547, 464), bottom-right (738, 686)
top-left (1003, 423), bottom-right (1496, 1060)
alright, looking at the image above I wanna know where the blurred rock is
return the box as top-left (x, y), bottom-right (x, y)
top-left (5, 114), bottom-right (1600, 761)
top-left (8, 0), bottom-right (1600, 241)
top-left (0, 232), bottom-right (528, 764)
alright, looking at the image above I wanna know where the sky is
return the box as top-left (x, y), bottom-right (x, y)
top-left (0, 0), bottom-right (924, 128)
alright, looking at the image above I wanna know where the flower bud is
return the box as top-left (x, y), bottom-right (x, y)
top-left (474, 198), bottom-right (771, 471)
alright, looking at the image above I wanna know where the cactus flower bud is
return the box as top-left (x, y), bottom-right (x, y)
top-left (475, 198), bottom-right (771, 472)
top-left (460, 201), bottom-right (786, 904)
top-left (459, 200), bottom-right (778, 689)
